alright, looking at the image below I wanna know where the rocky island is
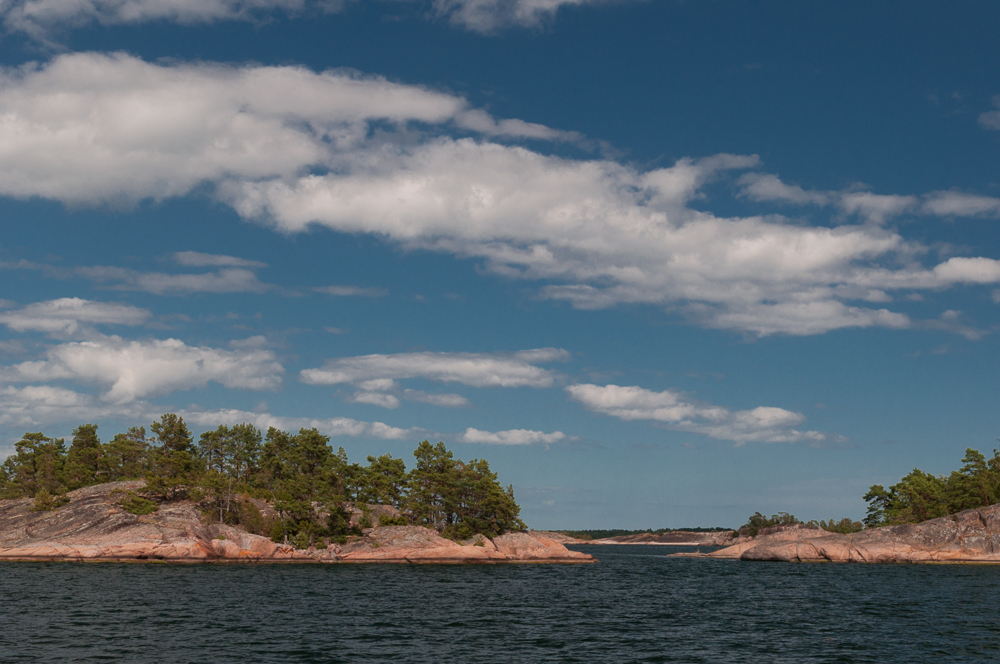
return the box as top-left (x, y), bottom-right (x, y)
top-left (0, 481), bottom-right (593, 564)
top-left (676, 503), bottom-right (1000, 563)
top-left (0, 416), bottom-right (593, 564)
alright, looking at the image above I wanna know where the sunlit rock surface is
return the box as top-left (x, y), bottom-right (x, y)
top-left (0, 482), bottom-right (594, 564)
top-left (678, 506), bottom-right (1000, 563)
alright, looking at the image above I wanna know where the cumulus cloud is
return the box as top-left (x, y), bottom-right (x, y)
top-left (401, 389), bottom-right (470, 407)
top-left (345, 387), bottom-right (471, 409)
top-left (178, 407), bottom-right (424, 440)
top-left (0, 298), bottom-right (150, 336)
top-left (172, 251), bottom-right (267, 268)
top-left (738, 173), bottom-right (918, 224)
top-left (979, 96), bottom-right (1000, 131)
top-left (432, 0), bottom-right (619, 33)
top-left (921, 191), bottom-right (1000, 218)
top-left (0, 336), bottom-right (284, 402)
top-left (76, 266), bottom-right (272, 294)
top-left (301, 348), bottom-right (569, 388)
top-left (1, 54), bottom-right (999, 336)
top-left (0, 385), bottom-right (158, 432)
top-left (180, 407), bottom-right (562, 445)
top-left (349, 391), bottom-right (401, 408)
top-left (0, 389), bottom-right (542, 449)
top-left (0, 0), bottom-right (336, 40)
top-left (0, 0), bottom-right (619, 39)
top-left (739, 172), bottom-right (1000, 222)
top-left (566, 383), bottom-right (845, 446)
top-left (737, 172), bottom-right (831, 206)
top-left (459, 426), bottom-right (566, 445)
top-left (314, 285), bottom-right (388, 297)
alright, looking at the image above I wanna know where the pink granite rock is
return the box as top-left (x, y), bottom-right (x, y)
top-left (0, 482), bottom-right (594, 564)
top-left (680, 505), bottom-right (1000, 564)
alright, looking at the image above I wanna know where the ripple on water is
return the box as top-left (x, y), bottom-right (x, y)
top-left (1, 546), bottom-right (1000, 662)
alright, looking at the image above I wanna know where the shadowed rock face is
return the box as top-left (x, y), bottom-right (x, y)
top-left (0, 482), bottom-right (594, 564)
top-left (686, 505), bottom-right (1000, 564)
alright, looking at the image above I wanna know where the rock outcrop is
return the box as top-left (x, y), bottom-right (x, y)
top-left (0, 482), bottom-right (594, 564)
top-left (584, 531), bottom-right (736, 546)
top-left (678, 504), bottom-right (1000, 563)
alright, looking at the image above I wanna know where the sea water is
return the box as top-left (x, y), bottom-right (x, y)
top-left (1, 544), bottom-right (999, 663)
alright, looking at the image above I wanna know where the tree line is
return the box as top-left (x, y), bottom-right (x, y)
top-left (0, 414), bottom-right (526, 546)
top-left (736, 446), bottom-right (1000, 537)
top-left (558, 527), bottom-right (730, 540)
top-left (863, 447), bottom-right (1000, 527)
top-left (738, 512), bottom-right (864, 538)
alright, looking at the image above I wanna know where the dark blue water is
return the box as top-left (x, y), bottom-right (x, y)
top-left (2, 545), bottom-right (999, 663)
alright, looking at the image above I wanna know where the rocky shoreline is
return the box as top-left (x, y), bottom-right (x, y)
top-left (576, 531), bottom-right (735, 546)
top-left (674, 503), bottom-right (1000, 563)
top-left (0, 482), bottom-right (594, 564)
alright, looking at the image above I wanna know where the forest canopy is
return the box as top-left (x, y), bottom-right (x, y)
top-left (862, 447), bottom-right (1000, 527)
top-left (0, 414), bottom-right (526, 545)
top-left (738, 446), bottom-right (1000, 536)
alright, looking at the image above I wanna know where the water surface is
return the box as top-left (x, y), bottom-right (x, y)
top-left (2, 544), bottom-right (998, 662)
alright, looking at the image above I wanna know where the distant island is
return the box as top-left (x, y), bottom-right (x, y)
top-left (0, 415), bottom-right (592, 563)
top-left (679, 446), bottom-right (1000, 563)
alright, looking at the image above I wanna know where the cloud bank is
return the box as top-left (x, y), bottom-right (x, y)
top-left (1, 54), bottom-right (999, 336)
top-left (0, 298), bottom-right (150, 336)
top-left (301, 348), bottom-right (568, 388)
top-left (739, 172), bottom-right (1000, 221)
top-left (432, 0), bottom-right (620, 33)
top-left (566, 383), bottom-right (845, 446)
top-left (0, 336), bottom-right (283, 402)
top-left (0, 0), bottom-right (618, 39)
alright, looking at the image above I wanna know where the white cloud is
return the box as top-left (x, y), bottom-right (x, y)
top-left (0, 386), bottom-right (564, 453)
top-left (173, 251), bottom-right (267, 268)
top-left (178, 407), bottom-right (429, 440)
top-left (401, 389), bottom-right (470, 407)
top-left (932, 257), bottom-right (1000, 284)
top-left (349, 391), bottom-right (401, 408)
top-left (838, 192), bottom-right (918, 225)
top-left (686, 300), bottom-right (911, 337)
top-left (345, 386), bottom-right (471, 409)
top-left (739, 172), bottom-right (1000, 222)
top-left (356, 378), bottom-right (397, 391)
top-left (921, 191), bottom-right (1000, 218)
top-left (181, 408), bottom-right (564, 445)
top-left (301, 348), bottom-right (569, 388)
top-left (0, 298), bottom-right (150, 336)
top-left (0, 384), bottom-right (151, 429)
top-left (566, 383), bottom-right (845, 446)
top-left (460, 426), bottom-right (566, 445)
top-left (737, 173), bottom-right (918, 223)
top-left (0, 52), bottom-right (565, 206)
top-left (737, 172), bottom-right (831, 206)
top-left (433, 0), bottom-right (617, 33)
top-left (1, 54), bottom-right (999, 336)
top-left (76, 266), bottom-right (272, 294)
top-left (979, 96), bottom-right (1000, 131)
top-left (0, 389), bottom-right (537, 448)
top-left (0, 0), bottom-right (619, 39)
top-left (315, 285), bottom-right (388, 297)
top-left (0, 0), bottom-right (335, 40)
top-left (0, 336), bottom-right (283, 402)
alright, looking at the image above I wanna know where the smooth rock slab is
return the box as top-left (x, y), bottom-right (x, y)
top-left (0, 482), bottom-right (594, 564)
top-left (677, 503), bottom-right (1000, 564)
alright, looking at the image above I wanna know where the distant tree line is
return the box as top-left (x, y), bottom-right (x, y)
top-left (0, 415), bottom-right (526, 546)
top-left (738, 512), bottom-right (864, 538)
top-left (863, 447), bottom-right (1000, 527)
top-left (735, 447), bottom-right (1000, 537)
top-left (557, 527), bottom-right (730, 540)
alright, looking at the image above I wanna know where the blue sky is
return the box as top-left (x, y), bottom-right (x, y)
top-left (1, 0), bottom-right (999, 529)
